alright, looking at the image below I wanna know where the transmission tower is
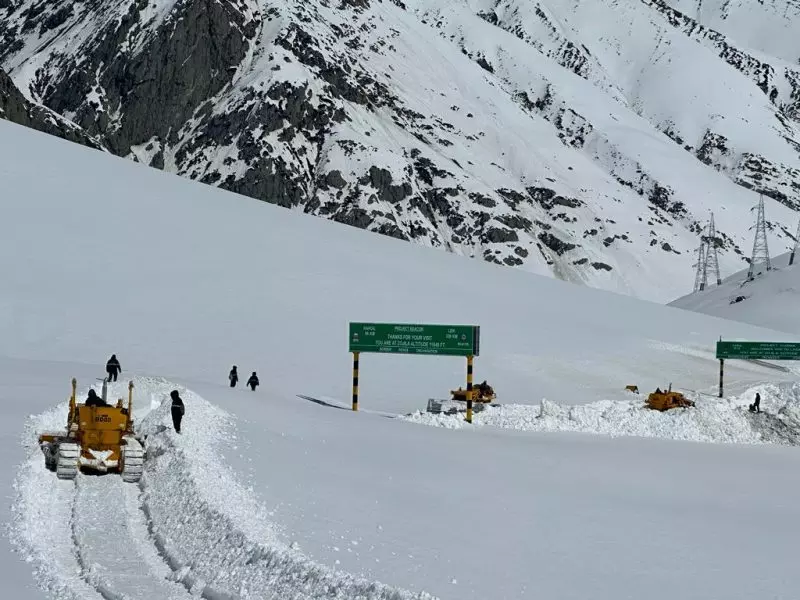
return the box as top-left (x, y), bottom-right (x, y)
top-left (790, 218), bottom-right (800, 266)
top-left (703, 212), bottom-right (722, 286)
top-left (747, 194), bottom-right (772, 280)
top-left (693, 238), bottom-right (707, 292)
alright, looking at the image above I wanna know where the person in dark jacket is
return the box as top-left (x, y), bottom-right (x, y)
top-left (247, 372), bottom-right (259, 391)
top-left (85, 389), bottom-right (108, 407)
top-left (106, 354), bottom-right (122, 382)
top-left (229, 366), bottom-right (238, 388)
top-left (170, 390), bottom-right (185, 433)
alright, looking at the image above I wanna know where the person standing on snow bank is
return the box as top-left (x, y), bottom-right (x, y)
top-left (247, 372), bottom-right (259, 391)
top-left (106, 354), bottom-right (122, 382)
top-left (170, 390), bottom-right (185, 433)
top-left (229, 366), bottom-right (238, 388)
top-left (749, 392), bottom-right (761, 413)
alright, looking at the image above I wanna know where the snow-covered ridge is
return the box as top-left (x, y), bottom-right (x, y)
top-left (403, 382), bottom-right (800, 446)
top-left (670, 251), bottom-right (800, 334)
top-left (9, 377), bottom-right (437, 600)
top-left (2, 0), bottom-right (800, 301)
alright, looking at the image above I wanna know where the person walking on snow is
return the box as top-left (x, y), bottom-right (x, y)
top-left (170, 390), bottom-right (185, 433)
top-left (106, 354), bottom-right (122, 382)
top-left (247, 372), bottom-right (259, 391)
top-left (229, 365), bottom-right (238, 388)
top-left (750, 392), bottom-right (761, 413)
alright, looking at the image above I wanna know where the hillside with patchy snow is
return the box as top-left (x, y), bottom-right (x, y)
top-left (2, 0), bottom-right (800, 301)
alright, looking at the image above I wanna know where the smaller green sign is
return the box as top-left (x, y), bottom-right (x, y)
top-left (349, 323), bottom-right (480, 356)
top-left (716, 341), bottom-right (800, 360)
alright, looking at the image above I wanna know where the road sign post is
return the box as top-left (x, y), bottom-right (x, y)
top-left (352, 351), bottom-right (360, 411)
top-left (716, 340), bottom-right (800, 397)
top-left (466, 354), bottom-right (474, 423)
top-left (349, 323), bottom-right (481, 419)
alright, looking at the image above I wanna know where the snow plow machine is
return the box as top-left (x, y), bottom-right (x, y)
top-left (38, 378), bottom-right (144, 482)
top-left (645, 384), bottom-right (695, 412)
top-left (427, 381), bottom-right (498, 415)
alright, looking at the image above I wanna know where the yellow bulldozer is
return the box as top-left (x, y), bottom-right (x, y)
top-left (450, 380), bottom-right (496, 403)
top-left (38, 378), bottom-right (144, 482)
top-left (646, 384), bottom-right (695, 412)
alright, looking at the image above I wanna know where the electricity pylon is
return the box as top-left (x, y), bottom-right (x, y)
top-left (747, 194), bottom-right (771, 280)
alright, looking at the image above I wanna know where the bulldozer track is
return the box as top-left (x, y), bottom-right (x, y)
top-left (70, 474), bottom-right (195, 600)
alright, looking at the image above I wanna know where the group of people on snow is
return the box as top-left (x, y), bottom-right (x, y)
top-left (228, 365), bottom-right (259, 391)
top-left (87, 355), bottom-right (263, 435)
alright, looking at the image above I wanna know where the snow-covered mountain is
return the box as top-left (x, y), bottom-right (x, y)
top-left (2, 0), bottom-right (800, 302)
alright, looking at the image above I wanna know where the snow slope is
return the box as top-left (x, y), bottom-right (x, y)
top-left (670, 250), bottom-right (800, 334)
top-left (3, 0), bottom-right (800, 301)
top-left (1, 118), bottom-right (797, 415)
top-left (4, 118), bottom-right (800, 599)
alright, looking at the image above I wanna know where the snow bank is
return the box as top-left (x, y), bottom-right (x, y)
top-left (402, 383), bottom-right (800, 446)
top-left (138, 381), bottom-right (436, 599)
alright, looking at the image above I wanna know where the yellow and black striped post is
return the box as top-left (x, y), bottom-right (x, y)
top-left (466, 354), bottom-right (474, 423)
top-left (718, 359), bottom-right (724, 398)
top-left (352, 352), bottom-right (360, 411)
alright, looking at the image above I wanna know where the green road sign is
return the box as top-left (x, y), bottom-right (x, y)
top-left (716, 341), bottom-right (800, 360)
top-left (349, 323), bottom-right (480, 356)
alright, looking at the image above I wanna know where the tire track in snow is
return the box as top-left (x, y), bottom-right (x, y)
top-left (72, 475), bottom-right (194, 600)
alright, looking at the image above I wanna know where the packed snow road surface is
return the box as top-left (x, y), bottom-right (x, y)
top-left (72, 476), bottom-right (193, 600)
top-left (10, 377), bottom-right (436, 600)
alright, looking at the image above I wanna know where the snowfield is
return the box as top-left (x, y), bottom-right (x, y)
top-left (10, 374), bottom-right (800, 600)
top-left (3, 120), bottom-right (800, 599)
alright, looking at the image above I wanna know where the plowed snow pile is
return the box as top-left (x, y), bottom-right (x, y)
top-left (403, 383), bottom-right (800, 446)
top-left (9, 377), bottom-right (435, 600)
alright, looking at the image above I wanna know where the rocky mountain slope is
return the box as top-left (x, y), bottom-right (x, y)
top-left (0, 68), bottom-right (104, 149)
top-left (2, 0), bottom-right (800, 302)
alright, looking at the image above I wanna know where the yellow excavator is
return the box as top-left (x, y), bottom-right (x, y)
top-left (38, 378), bottom-right (144, 482)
